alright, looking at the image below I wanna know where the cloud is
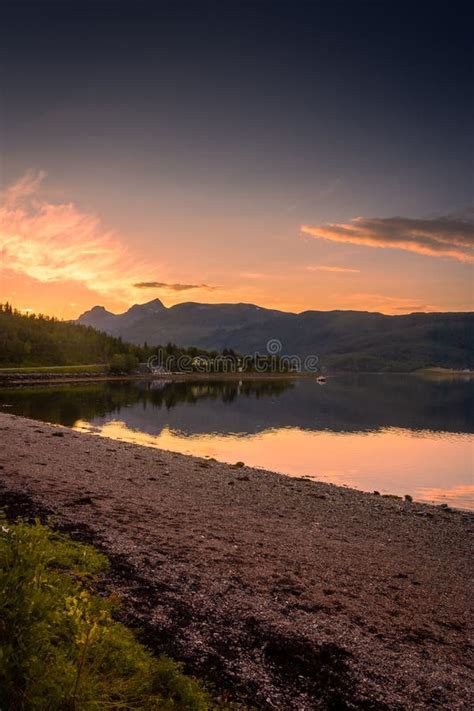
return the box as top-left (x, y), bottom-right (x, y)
top-left (0, 172), bottom-right (162, 301)
top-left (392, 304), bottom-right (430, 312)
top-left (133, 281), bottom-right (217, 291)
top-left (301, 214), bottom-right (474, 262)
top-left (306, 265), bottom-right (360, 273)
top-left (342, 292), bottom-right (435, 314)
top-left (1, 170), bottom-right (46, 207)
top-left (239, 271), bottom-right (269, 279)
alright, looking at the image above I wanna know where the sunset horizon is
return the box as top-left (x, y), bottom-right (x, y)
top-left (2, 168), bottom-right (472, 319)
top-left (1, 1), bottom-right (472, 320)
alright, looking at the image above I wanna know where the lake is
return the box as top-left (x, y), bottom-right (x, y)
top-left (1, 374), bottom-right (472, 508)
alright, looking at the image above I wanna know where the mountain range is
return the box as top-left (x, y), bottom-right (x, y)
top-left (77, 299), bottom-right (474, 371)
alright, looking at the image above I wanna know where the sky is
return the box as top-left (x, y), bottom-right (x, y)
top-left (0, 0), bottom-right (472, 318)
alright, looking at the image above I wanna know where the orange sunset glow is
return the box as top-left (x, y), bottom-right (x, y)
top-left (74, 419), bottom-right (474, 509)
top-left (1, 171), bottom-right (472, 319)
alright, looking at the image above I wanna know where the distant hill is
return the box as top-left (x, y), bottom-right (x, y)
top-left (78, 299), bottom-right (284, 346)
top-left (77, 299), bottom-right (474, 372)
top-left (0, 304), bottom-right (136, 367)
top-left (0, 304), bottom-right (242, 370)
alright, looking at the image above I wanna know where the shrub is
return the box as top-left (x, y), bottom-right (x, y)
top-left (108, 353), bottom-right (139, 375)
top-left (0, 517), bottom-right (212, 710)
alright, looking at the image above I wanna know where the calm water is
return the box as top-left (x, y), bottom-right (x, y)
top-left (1, 375), bottom-right (473, 508)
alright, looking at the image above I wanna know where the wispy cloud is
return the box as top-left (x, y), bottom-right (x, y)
top-left (0, 172), bottom-right (162, 301)
top-left (133, 281), bottom-right (217, 291)
top-left (2, 170), bottom-right (46, 207)
top-left (306, 265), bottom-right (360, 273)
top-left (342, 292), bottom-right (435, 314)
top-left (301, 214), bottom-right (474, 262)
top-left (239, 271), bottom-right (270, 279)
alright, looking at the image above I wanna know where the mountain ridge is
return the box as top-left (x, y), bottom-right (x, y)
top-left (76, 300), bottom-right (474, 371)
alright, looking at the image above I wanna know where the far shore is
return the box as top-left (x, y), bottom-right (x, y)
top-left (0, 370), bottom-right (306, 386)
top-left (1, 365), bottom-right (472, 387)
top-left (0, 411), bottom-right (472, 709)
top-left (417, 366), bottom-right (474, 376)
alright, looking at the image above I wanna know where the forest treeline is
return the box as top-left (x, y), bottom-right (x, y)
top-left (0, 304), bottom-right (251, 372)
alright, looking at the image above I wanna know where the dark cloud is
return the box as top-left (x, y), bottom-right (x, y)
top-left (133, 281), bottom-right (217, 291)
top-left (302, 214), bottom-right (474, 263)
top-left (393, 304), bottom-right (430, 312)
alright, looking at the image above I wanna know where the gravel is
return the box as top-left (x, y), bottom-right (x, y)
top-left (0, 412), bottom-right (472, 709)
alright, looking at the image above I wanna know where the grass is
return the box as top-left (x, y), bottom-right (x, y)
top-left (0, 516), bottom-right (215, 710)
top-left (0, 365), bottom-right (108, 375)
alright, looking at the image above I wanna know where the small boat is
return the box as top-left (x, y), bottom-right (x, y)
top-left (316, 376), bottom-right (326, 384)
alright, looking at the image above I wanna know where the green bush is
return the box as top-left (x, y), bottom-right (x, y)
top-left (108, 353), bottom-right (139, 375)
top-left (0, 517), bottom-right (212, 710)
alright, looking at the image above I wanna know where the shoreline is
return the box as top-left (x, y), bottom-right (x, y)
top-left (1, 368), bottom-right (472, 387)
top-left (0, 371), bottom-right (306, 387)
top-left (0, 412), bottom-right (472, 709)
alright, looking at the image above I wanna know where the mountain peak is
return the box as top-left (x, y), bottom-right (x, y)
top-left (84, 305), bottom-right (113, 316)
top-left (141, 298), bottom-right (166, 310)
top-left (126, 298), bottom-right (166, 314)
top-left (76, 304), bottom-right (117, 333)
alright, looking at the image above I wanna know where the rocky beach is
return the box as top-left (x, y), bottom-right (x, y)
top-left (0, 412), bottom-right (472, 709)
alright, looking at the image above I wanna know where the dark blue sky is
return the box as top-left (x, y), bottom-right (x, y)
top-left (2, 0), bottom-right (472, 208)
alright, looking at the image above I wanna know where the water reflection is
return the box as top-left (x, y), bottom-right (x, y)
top-left (1, 375), bottom-right (472, 508)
